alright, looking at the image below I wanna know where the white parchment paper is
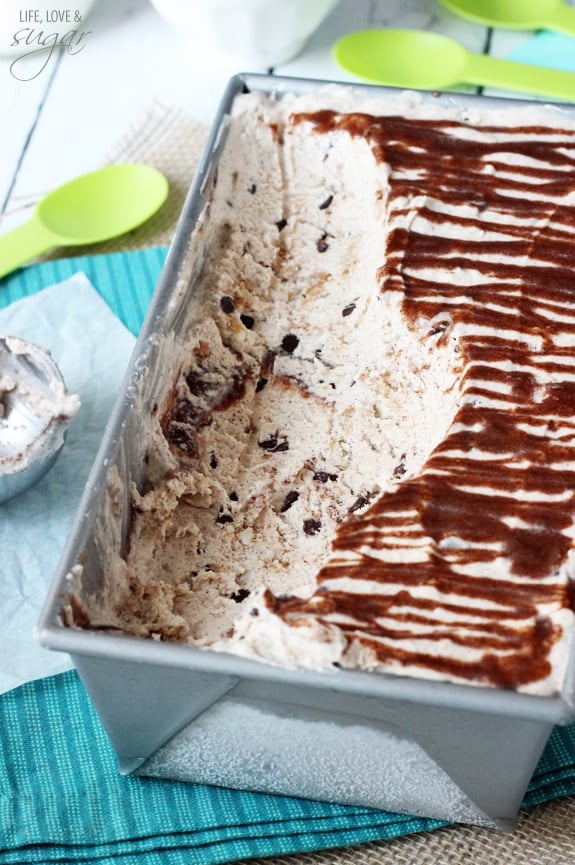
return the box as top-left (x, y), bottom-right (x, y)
top-left (0, 273), bottom-right (135, 695)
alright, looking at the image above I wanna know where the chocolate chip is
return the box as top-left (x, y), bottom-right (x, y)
top-left (240, 313), bottom-right (255, 329)
top-left (317, 234), bottom-right (329, 253)
top-left (281, 333), bottom-right (299, 354)
top-left (349, 495), bottom-right (369, 513)
top-left (303, 518), bottom-right (322, 536)
top-left (220, 295), bottom-right (235, 314)
top-left (216, 512), bottom-right (234, 524)
top-left (342, 303), bottom-right (356, 317)
top-left (256, 378), bottom-right (268, 392)
top-left (429, 319), bottom-right (450, 336)
top-left (276, 218), bottom-right (288, 231)
top-left (393, 455), bottom-right (407, 479)
top-left (230, 588), bottom-right (250, 603)
top-left (229, 491), bottom-right (239, 501)
top-left (248, 183), bottom-right (257, 194)
top-left (258, 434), bottom-right (289, 453)
top-left (280, 490), bottom-right (300, 513)
top-left (313, 470), bottom-right (338, 483)
top-left (210, 453), bottom-right (218, 468)
top-left (319, 194), bottom-right (333, 210)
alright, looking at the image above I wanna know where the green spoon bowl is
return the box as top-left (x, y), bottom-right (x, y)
top-left (0, 163), bottom-right (168, 279)
top-left (333, 28), bottom-right (575, 100)
top-left (437, 0), bottom-right (575, 36)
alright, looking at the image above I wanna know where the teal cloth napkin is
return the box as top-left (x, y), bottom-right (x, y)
top-left (0, 248), bottom-right (168, 331)
top-left (0, 670), bottom-right (574, 865)
top-left (1, 248), bottom-right (575, 864)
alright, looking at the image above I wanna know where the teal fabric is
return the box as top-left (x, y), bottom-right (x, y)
top-left (0, 670), bottom-right (574, 865)
top-left (1, 249), bottom-right (575, 863)
top-left (0, 248), bottom-right (168, 334)
top-left (0, 672), bottom-right (447, 865)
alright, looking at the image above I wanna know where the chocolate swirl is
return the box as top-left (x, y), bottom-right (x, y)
top-left (270, 108), bottom-right (575, 691)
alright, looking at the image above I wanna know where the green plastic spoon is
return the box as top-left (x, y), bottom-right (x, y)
top-left (333, 29), bottom-right (575, 99)
top-left (437, 0), bottom-right (575, 35)
top-left (0, 163), bottom-right (168, 279)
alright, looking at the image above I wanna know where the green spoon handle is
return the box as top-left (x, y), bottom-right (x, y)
top-left (548, 3), bottom-right (575, 37)
top-left (465, 52), bottom-right (575, 100)
top-left (0, 217), bottom-right (55, 281)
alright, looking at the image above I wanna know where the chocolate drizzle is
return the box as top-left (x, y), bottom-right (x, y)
top-left (269, 107), bottom-right (575, 690)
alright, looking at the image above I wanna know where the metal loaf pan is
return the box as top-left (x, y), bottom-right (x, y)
top-left (36, 73), bottom-right (575, 831)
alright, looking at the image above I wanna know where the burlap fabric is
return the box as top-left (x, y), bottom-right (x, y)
top-left (93, 100), bottom-right (575, 864)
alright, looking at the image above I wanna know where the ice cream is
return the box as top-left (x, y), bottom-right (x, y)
top-left (69, 87), bottom-right (575, 696)
top-left (0, 335), bottom-right (80, 503)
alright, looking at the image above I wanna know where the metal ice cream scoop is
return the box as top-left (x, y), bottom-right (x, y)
top-left (0, 336), bottom-right (80, 504)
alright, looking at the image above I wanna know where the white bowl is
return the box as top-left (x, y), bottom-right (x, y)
top-left (148, 0), bottom-right (340, 67)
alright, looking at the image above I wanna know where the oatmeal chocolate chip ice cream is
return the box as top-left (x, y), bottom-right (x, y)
top-left (71, 88), bottom-right (575, 696)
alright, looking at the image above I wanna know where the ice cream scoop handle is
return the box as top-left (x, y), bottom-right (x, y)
top-left (0, 218), bottom-right (55, 280)
top-left (465, 52), bottom-right (575, 101)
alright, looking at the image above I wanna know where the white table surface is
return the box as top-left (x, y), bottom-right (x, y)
top-left (0, 0), bottom-right (540, 243)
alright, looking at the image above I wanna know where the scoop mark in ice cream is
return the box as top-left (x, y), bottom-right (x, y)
top-left (80, 91), bottom-right (575, 696)
top-left (162, 359), bottom-right (250, 462)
